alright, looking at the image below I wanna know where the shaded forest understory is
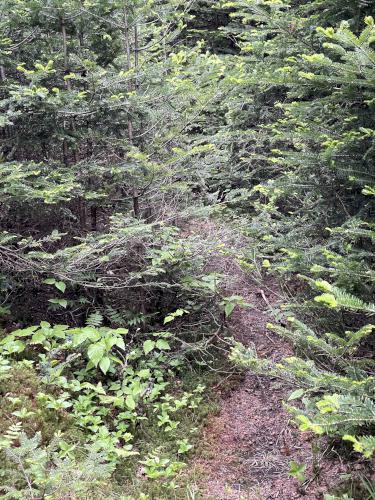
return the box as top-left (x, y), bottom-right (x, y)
top-left (0, 0), bottom-right (374, 498)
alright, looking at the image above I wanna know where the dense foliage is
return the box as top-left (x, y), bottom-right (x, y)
top-left (0, 0), bottom-right (374, 498)
top-left (218, 0), bottom-right (375, 464)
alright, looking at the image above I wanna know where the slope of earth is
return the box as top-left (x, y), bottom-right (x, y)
top-left (187, 220), bottom-right (366, 500)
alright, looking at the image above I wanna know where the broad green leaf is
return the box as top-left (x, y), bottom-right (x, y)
top-left (125, 394), bottom-right (136, 410)
top-left (137, 369), bottom-right (151, 379)
top-left (95, 382), bottom-right (106, 394)
top-left (224, 302), bottom-right (235, 317)
top-left (48, 298), bottom-right (68, 308)
top-left (99, 356), bottom-right (111, 374)
top-left (55, 281), bottom-right (66, 293)
top-left (114, 337), bottom-right (125, 350)
top-left (52, 325), bottom-right (69, 338)
top-left (31, 331), bottom-right (46, 344)
top-left (4, 339), bottom-right (25, 353)
top-left (82, 327), bottom-right (101, 342)
top-left (114, 328), bottom-right (128, 334)
top-left (72, 330), bottom-right (90, 347)
top-left (288, 389), bottom-right (305, 401)
top-left (143, 340), bottom-right (155, 354)
top-left (72, 327), bottom-right (100, 346)
top-left (105, 337), bottom-right (118, 350)
top-left (12, 326), bottom-right (39, 337)
top-left (155, 339), bottom-right (170, 350)
top-left (43, 278), bottom-right (55, 285)
top-left (87, 342), bottom-right (105, 366)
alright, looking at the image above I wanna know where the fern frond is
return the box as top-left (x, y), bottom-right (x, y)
top-left (86, 311), bottom-right (104, 328)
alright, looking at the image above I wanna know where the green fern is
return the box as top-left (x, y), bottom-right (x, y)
top-left (105, 306), bottom-right (124, 326)
top-left (86, 311), bottom-right (104, 328)
top-left (0, 422), bottom-right (22, 450)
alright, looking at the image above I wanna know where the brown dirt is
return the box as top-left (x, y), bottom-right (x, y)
top-left (187, 221), bottom-right (365, 500)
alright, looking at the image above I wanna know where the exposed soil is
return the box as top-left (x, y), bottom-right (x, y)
top-left (187, 221), bottom-right (367, 500)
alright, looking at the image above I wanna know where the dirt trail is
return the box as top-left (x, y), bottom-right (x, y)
top-left (188, 222), bottom-right (352, 500)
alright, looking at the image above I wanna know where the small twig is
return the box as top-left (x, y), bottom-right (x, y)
top-left (259, 288), bottom-right (272, 309)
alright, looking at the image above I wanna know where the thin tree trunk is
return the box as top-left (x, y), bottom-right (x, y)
top-left (134, 24), bottom-right (139, 76)
top-left (62, 18), bottom-right (70, 165)
top-left (123, 10), bottom-right (132, 71)
top-left (124, 10), bottom-right (134, 143)
top-left (132, 190), bottom-right (140, 218)
top-left (90, 205), bottom-right (98, 231)
top-left (62, 137), bottom-right (69, 166)
top-left (123, 8), bottom-right (139, 217)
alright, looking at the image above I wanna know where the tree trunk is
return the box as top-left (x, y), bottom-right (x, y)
top-left (61, 18), bottom-right (70, 165)
top-left (132, 190), bottom-right (140, 219)
top-left (90, 205), bottom-right (98, 231)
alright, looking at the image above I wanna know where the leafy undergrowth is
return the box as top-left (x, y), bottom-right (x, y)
top-left (0, 247), bottom-right (234, 499)
top-left (0, 364), bottom-right (75, 442)
top-left (115, 366), bottom-right (224, 499)
top-left (0, 322), bottom-right (229, 499)
top-left (0, 325), bottom-right (232, 498)
top-left (0, 219), bottom-right (236, 498)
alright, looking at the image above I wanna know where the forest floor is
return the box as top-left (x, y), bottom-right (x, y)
top-left (187, 221), bottom-right (363, 500)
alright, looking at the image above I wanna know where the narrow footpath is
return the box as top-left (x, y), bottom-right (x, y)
top-left (189, 221), bottom-right (354, 500)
